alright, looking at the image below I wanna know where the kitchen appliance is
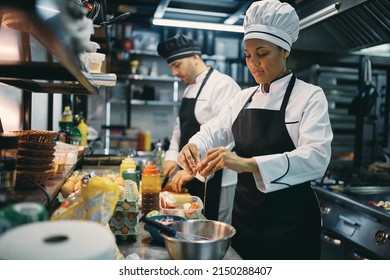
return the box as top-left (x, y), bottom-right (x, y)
top-left (313, 169), bottom-right (390, 259)
top-left (297, 65), bottom-right (387, 169)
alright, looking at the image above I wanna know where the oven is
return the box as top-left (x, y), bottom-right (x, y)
top-left (313, 186), bottom-right (390, 260)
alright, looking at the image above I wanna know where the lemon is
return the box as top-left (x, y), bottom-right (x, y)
top-left (146, 210), bottom-right (160, 218)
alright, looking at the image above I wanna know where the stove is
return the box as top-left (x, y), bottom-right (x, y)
top-left (312, 168), bottom-right (390, 260)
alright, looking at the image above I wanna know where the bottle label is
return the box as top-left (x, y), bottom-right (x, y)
top-left (70, 137), bottom-right (81, 145)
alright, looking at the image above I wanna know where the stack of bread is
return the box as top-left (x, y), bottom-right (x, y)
top-left (13, 130), bottom-right (58, 185)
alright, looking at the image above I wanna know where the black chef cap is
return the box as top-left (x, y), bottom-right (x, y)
top-left (157, 33), bottom-right (201, 64)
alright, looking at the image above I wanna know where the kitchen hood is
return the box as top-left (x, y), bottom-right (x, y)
top-left (294, 0), bottom-right (390, 53)
top-left (108, 0), bottom-right (389, 54)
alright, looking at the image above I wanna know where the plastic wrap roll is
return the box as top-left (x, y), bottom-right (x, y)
top-left (0, 220), bottom-right (116, 260)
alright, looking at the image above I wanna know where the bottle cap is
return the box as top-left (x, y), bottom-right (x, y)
top-left (142, 161), bottom-right (159, 175)
top-left (121, 155), bottom-right (136, 169)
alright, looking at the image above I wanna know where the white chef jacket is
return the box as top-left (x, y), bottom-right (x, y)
top-left (165, 68), bottom-right (241, 187)
top-left (187, 73), bottom-right (333, 193)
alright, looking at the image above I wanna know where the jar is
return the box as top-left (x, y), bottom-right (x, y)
top-left (0, 133), bottom-right (19, 190)
top-left (141, 161), bottom-right (161, 214)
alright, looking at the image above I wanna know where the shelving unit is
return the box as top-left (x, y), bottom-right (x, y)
top-left (104, 48), bottom-right (185, 147)
top-left (0, 2), bottom-right (101, 96)
top-left (0, 1), bottom-right (114, 202)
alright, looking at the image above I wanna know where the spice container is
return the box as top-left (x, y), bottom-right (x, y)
top-left (0, 133), bottom-right (19, 190)
top-left (141, 161), bottom-right (161, 214)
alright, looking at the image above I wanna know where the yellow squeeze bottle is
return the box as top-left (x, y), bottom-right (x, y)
top-left (119, 155), bottom-right (136, 177)
top-left (77, 119), bottom-right (88, 146)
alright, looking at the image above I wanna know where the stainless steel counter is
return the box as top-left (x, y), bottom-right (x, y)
top-left (116, 220), bottom-right (242, 260)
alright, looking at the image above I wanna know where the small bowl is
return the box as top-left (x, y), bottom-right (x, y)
top-left (145, 215), bottom-right (186, 243)
top-left (161, 220), bottom-right (236, 260)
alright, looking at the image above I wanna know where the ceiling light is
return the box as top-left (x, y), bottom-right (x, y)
top-left (352, 43), bottom-right (390, 57)
top-left (299, 2), bottom-right (340, 30)
top-left (152, 18), bottom-right (244, 33)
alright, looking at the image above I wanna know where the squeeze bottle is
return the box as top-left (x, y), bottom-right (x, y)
top-left (141, 161), bottom-right (161, 214)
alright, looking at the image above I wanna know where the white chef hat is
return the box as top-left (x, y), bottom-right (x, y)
top-left (243, 0), bottom-right (299, 52)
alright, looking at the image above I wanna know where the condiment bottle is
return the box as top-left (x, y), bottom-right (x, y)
top-left (69, 126), bottom-right (81, 145)
top-left (144, 131), bottom-right (152, 151)
top-left (77, 119), bottom-right (88, 146)
top-left (137, 131), bottom-right (145, 151)
top-left (153, 139), bottom-right (165, 177)
top-left (141, 161), bottom-right (161, 214)
top-left (60, 106), bottom-right (74, 144)
top-left (119, 155), bottom-right (136, 177)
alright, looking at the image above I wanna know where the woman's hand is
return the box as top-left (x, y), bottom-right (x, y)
top-left (162, 160), bottom-right (178, 178)
top-left (169, 170), bottom-right (195, 193)
top-left (177, 143), bottom-right (201, 175)
top-left (197, 146), bottom-right (259, 177)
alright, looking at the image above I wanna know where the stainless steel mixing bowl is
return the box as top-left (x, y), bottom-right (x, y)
top-left (160, 220), bottom-right (236, 260)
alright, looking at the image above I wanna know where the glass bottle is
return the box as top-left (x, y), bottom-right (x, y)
top-left (153, 139), bottom-right (165, 177)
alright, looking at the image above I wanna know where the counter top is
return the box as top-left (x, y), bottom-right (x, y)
top-left (12, 163), bottom-right (79, 208)
top-left (116, 219), bottom-right (242, 260)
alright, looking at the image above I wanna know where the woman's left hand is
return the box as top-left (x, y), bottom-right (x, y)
top-left (197, 146), bottom-right (258, 177)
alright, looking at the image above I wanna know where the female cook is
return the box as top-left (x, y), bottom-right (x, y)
top-left (177, 0), bottom-right (333, 259)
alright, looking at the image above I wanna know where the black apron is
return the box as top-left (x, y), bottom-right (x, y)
top-left (178, 67), bottom-right (223, 220)
top-left (231, 75), bottom-right (321, 260)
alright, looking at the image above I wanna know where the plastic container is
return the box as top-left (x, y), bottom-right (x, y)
top-left (77, 119), bottom-right (88, 146)
top-left (137, 131), bottom-right (145, 151)
top-left (89, 52), bottom-right (106, 73)
top-left (141, 161), bottom-right (161, 214)
top-left (119, 155), bottom-right (136, 178)
top-left (144, 131), bottom-right (152, 152)
top-left (70, 126), bottom-right (81, 145)
top-left (159, 192), bottom-right (203, 219)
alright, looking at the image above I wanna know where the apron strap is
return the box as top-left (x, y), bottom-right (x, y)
top-left (280, 74), bottom-right (296, 111)
top-left (195, 67), bottom-right (214, 99)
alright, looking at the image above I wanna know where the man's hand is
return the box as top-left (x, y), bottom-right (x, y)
top-left (162, 160), bottom-right (178, 178)
top-left (169, 170), bottom-right (195, 193)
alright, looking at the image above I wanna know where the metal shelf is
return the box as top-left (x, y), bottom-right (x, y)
top-left (110, 99), bottom-right (181, 106)
top-left (0, 1), bottom-right (100, 95)
top-left (118, 74), bottom-right (179, 82)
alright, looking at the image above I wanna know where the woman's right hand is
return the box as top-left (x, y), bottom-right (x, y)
top-left (177, 143), bottom-right (201, 176)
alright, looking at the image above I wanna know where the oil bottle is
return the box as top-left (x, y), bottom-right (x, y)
top-left (141, 161), bottom-right (161, 214)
